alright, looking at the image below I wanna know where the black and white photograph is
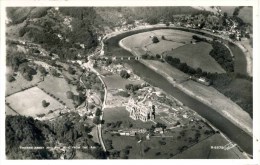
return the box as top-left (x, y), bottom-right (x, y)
top-left (0, 0), bottom-right (259, 163)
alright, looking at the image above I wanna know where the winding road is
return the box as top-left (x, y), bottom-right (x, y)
top-left (83, 55), bottom-right (108, 158)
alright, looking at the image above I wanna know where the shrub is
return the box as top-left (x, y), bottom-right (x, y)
top-left (7, 74), bottom-right (15, 82)
top-left (120, 70), bottom-right (130, 79)
top-left (152, 36), bottom-right (159, 43)
top-left (66, 91), bottom-right (74, 99)
top-left (42, 100), bottom-right (49, 108)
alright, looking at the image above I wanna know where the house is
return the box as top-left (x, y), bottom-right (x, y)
top-left (154, 128), bottom-right (164, 134)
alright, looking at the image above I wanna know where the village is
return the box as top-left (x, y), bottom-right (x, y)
top-left (5, 6), bottom-right (252, 159)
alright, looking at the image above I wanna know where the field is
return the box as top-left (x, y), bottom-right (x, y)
top-left (5, 105), bottom-right (18, 116)
top-left (6, 67), bottom-right (43, 96)
top-left (173, 133), bottom-right (247, 159)
top-left (141, 60), bottom-right (189, 83)
top-left (215, 78), bottom-right (253, 117)
top-left (74, 150), bottom-right (95, 159)
top-left (177, 80), bottom-right (252, 136)
top-left (121, 29), bottom-right (213, 57)
top-left (121, 29), bottom-right (224, 73)
top-left (103, 74), bottom-right (144, 90)
top-left (38, 75), bottom-right (75, 108)
top-left (5, 87), bottom-right (64, 117)
top-left (145, 40), bottom-right (184, 55)
top-left (164, 42), bottom-right (226, 73)
top-left (220, 6), bottom-right (252, 24)
top-left (102, 106), bottom-right (217, 159)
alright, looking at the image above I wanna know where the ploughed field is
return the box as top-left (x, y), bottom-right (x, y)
top-left (121, 29), bottom-right (225, 73)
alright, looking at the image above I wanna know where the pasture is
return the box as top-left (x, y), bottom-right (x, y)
top-left (6, 67), bottom-right (43, 96)
top-left (38, 75), bottom-right (75, 108)
top-left (173, 133), bottom-right (246, 159)
top-left (141, 60), bottom-right (189, 82)
top-left (145, 40), bottom-right (184, 55)
top-left (121, 29), bottom-right (191, 57)
top-left (163, 42), bottom-right (226, 73)
top-left (5, 105), bottom-right (18, 116)
top-left (121, 29), bottom-right (213, 57)
top-left (5, 87), bottom-right (64, 117)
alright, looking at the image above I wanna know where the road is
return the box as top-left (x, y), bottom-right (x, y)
top-left (83, 56), bottom-right (108, 158)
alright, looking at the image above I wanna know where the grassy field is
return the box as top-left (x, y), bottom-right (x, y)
top-left (5, 87), bottom-right (64, 117)
top-left (164, 42), bottom-right (226, 73)
top-left (141, 60), bottom-right (189, 83)
top-left (103, 75), bottom-right (144, 90)
top-left (145, 40), bottom-right (184, 55)
top-left (6, 67), bottom-right (43, 96)
top-left (121, 29), bottom-right (213, 57)
top-left (178, 80), bottom-right (252, 135)
top-left (121, 31), bottom-right (154, 49)
top-left (173, 133), bottom-right (247, 159)
top-left (5, 105), bottom-right (18, 116)
top-left (215, 78), bottom-right (253, 117)
top-left (38, 75), bottom-right (75, 109)
top-left (102, 106), bottom-right (216, 159)
top-left (121, 29), bottom-right (192, 56)
top-left (74, 150), bottom-right (95, 159)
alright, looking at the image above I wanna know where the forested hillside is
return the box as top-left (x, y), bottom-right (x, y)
top-left (6, 7), bottom-right (206, 61)
top-left (6, 114), bottom-right (106, 159)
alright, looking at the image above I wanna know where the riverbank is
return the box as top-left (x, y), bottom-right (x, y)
top-left (104, 24), bottom-right (251, 77)
top-left (119, 29), bottom-right (252, 137)
top-left (106, 27), bottom-right (253, 155)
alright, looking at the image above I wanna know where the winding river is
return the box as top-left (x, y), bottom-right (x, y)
top-left (104, 27), bottom-right (253, 155)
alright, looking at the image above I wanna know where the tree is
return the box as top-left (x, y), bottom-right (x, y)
top-left (156, 54), bottom-right (161, 59)
top-left (161, 35), bottom-right (165, 40)
top-left (68, 66), bottom-right (75, 75)
top-left (95, 108), bottom-right (102, 116)
top-left (229, 33), bottom-right (236, 40)
top-left (50, 68), bottom-right (59, 77)
top-left (233, 7), bottom-right (240, 17)
top-left (152, 36), bottom-right (159, 43)
top-left (93, 116), bottom-right (101, 125)
top-left (105, 58), bottom-right (112, 66)
top-left (24, 73), bottom-right (33, 81)
top-left (49, 60), bottom-right (56, 66)
top-left (42, 100), bottom-right (49, 108)
top-left (66, 91), bottom-right (74, 99)
top-left (38, 66), bottom-right (47, 76)
top-left (120, 70), bottom-right (130, 79)
top-left (7, 74), bottom-right (15, 82)
top-left (223, 12), bottom-right (228, 18)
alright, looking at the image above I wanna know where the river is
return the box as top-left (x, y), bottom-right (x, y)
top-left (104, 27), bottom-right (253, 155)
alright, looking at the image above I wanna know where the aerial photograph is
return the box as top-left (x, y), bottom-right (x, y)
top-left (4, 6), bottom-right (253, 159)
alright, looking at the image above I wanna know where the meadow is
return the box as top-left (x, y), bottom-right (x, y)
top-left (164, 42), bottom-right (226, 73)
top-left (5, 87), bottom-right (64, 117)
top-left (38, 75), bottom-right (75, 108)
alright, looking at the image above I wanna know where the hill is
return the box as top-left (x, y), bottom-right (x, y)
top-left (6, 114), bottom-right (106, 159)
